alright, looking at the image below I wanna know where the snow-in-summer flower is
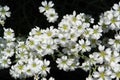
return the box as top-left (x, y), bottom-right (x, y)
top-left (0, 56), bottom-right (11, 69)
top-left (56, 56), bottom-right (74, 71)
top-left (39, 0), bottom-right (58, 23)
top-left (91, 25), bottom-right (103, 40)
top-left (39, 59), bottom-right (50, 76)
top-left (92, 66), bottom-right (112, 80)
top-left (44, 9), bottom-right (58, 23)
top-left (0, 6), bottom-right (11, 19)
top-left (39, 1), bottom-right (54, 13)
top-left (79, 39), bottom-right (91, 53)
top-left (108, 33), bottom-right (120, 51)
top-left (0, 6), bottom-right (11, 26)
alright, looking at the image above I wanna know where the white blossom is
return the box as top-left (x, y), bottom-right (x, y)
top-left (0, 6), bottom-right (11, 19)
top-left (39, 0), bottom-right (54, 13)
top-left (79, 39), bottom-right (91, 53)
top-left (39, 59), bottom-right (50, 76)
top-left (44, 9), bottom-right (58, 23)
top-left (56, 56), bottom-right (74, 71)
top-left (91, 25), bottom-right (102, 39)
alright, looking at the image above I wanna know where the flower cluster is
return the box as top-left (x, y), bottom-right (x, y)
top-left (10, 26), bottom-right (58, 79)
top-left (84, 2), bottom-right (120, 80)
top-left (39, 0), bottom-right (58, 23)
top-left (0, 6), bottom-right (11, 26)
top-left (10, 58), bottom-right (50, 79)
top-left (1, 1), bottom-right (120, 80)
top-left (0, 28), bottom-right (15, 69)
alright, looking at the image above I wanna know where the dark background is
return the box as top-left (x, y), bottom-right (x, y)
top-left (0, 0), bottom-right (120, 80)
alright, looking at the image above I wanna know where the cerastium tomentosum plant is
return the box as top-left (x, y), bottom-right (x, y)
top-left (0, 1), bottom-right (120, 80)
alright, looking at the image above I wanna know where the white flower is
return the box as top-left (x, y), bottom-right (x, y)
top-left (73, 23), bottom-right (86, 35)
top-left (58, 21), bottom-right (71, 32)
top-left (0, 6), bottom-right (11, 19)
top-left (69, 59), bottom-right (79, 71)
top-left (10, 59), bottom-right (31, 79)
top-left (91, 25), bottom-right (102, 39)
top-left (35, 43), bottom-right (44, 56)
top-left (89, 54), bottom-right (98, 65)
top-left (39, 0), bottom-right (54, 13)
top-left (0, 56), bottom-right (11, 68)
top-left (103, 10), bottom-right (120, 30)
top-left (16, 51), bottom-right (29, 60)
top-left (39, 0), bottom-right (58, 23)
top-left (44, 9), bottom-right (58, 23)
top-left (112, 2), bottom-right (120, 15)
top-left (29, 27), bottom-right (43, 37)
top-left (94, 45), bottom-right (112, 64)
top-left (109, 14), bottom-right (120, 30)
top-left (108, 33), bottom-right (120, 51)
top-left (15, 63), bottom-right (26, 74)
top-left (113, 3), bottom-right (120, 11)
top-left (26, 37), bottom-right (37, 49)
top-left (98, 15), bottom-right (109, 33)
top-left (67, 41), bottom-right (80, 54)
top-left (93, 66), bottom-right (112, 80)
top-left (43, 26), bottom-right (57, 38)
top-left (58, 33), bottom-right (70, 47)
top-left (10, 62), bottom-right (26, 79)
top-left (4, 28), bottom-right (15, 41)
top-left (105, 51), bottom-right (120, 68)
top-left (56, 56), bottom-right (73, 71)
top-left (1, 48), bottom-right (14, 57)
top-left (110, 66), bottom-right (120, 80)
top-left (77, 13), bottom-right (86, 22)
top-left (10, 68), bottom-right (20, 79)
top-left (69, 29), bottom-right (79, 41)
top-left (28, 58), bottom-right (42, 74)
top-left (17, 41), bottom-right (28, 52)
top-left (79, 39), bottom-right (91, 53)
top-left (69, 11), bottom-right (82, 25)
top-left (39, 59), bottom-right (50, 76)
top-left (82, 28), bottom-right (93, 39)
top-left (81, 61), bottom-right (91, 72)
top-left (42, 39), bottom-right (57, 55)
